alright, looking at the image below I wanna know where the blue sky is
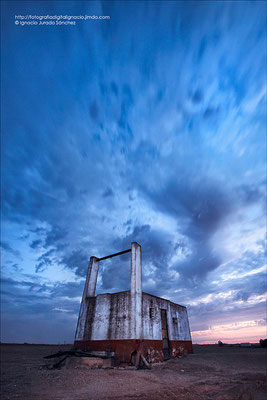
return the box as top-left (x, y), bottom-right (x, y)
top-left (1, 0), bottom-right (266, 344)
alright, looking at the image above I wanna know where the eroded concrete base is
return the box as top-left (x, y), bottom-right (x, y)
top-left (74, 339), bottom-right (193, 364)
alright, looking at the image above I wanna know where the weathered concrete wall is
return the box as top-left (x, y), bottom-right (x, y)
top-left (75, 290), bottom-right (192, 362)
top-left (176, 307), bottom-right (192, 341)
top-left (90, 294), bottom-right (111, 340)
top-left (142, 293), bottom-right (162, 340)
top-left (142, 293), bottom-right (192, 341)
top-left (76, 290), bottom-right (191, 342)
top-left (93, 291), bottom-right (132, 340)
top-left (79, 291), bottom-right (132, 341)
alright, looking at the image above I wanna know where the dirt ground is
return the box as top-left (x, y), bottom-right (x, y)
top-left (1, 344), bottom-right (266, 400)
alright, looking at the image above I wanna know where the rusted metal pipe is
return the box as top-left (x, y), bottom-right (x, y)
top-left (97, 248), bottom-right (131, 261)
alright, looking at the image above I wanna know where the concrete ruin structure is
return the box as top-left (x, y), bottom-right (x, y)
top-left (74, 242), bottom-right (192, 364)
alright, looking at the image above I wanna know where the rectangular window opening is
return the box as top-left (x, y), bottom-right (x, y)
top-left (149, 307), bottom-right (155, 318)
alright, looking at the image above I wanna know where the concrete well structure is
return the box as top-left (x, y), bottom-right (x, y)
top-left (74, 242), bottom-right (192, 364)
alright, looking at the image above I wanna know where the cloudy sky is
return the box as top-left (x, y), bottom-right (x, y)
top-left (1, 1), bottom-right (266, 344)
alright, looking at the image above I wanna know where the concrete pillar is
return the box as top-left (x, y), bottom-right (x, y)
top-left (87, 256), bottom-right (99, 297)
top-left (75, 256), bottom-right (99, 341)
top-left (130, 242), bottom-right (142, 339)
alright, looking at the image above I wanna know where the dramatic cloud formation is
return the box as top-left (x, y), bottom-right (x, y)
top-left (1, 0), bottom-right (266, 344)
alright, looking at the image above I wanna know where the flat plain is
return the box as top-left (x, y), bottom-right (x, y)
top-left (1, 344), bottom-right (266, 400)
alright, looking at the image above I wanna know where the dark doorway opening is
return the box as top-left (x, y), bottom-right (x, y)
top-left (160, 309), bottom-right (170, 360)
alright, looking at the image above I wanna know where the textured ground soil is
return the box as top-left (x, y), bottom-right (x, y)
top-left (1, 344), bottom-right (266, 400)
